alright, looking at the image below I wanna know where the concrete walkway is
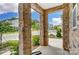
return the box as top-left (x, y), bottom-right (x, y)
top-left (1, 51), bottom-right (11, 55)
top-left (49, 38), bottom-right (63, 49)
top-left (32, 46), bottom-right (70, 55)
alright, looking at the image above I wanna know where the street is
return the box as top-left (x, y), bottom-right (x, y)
top-left (2, 33), bottom-right (19, 42)
top-left (2, 30), bottom-right (57, 42)
top-left (1, 30), bottom-right (63, 55)
top-left (2, 31), bottom-right (40, 42)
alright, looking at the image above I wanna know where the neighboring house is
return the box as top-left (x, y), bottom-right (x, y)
top-left (9, 18), bottom-right (19, 27)
top-left (3, 17), bottom-right (19, 28)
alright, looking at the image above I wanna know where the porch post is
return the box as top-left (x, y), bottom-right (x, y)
top-left (40, 14), bottom-right (44, 45)
top-left (19, 3), bottom-right (31, 55)
top-left (63, 4), bottom-right (70, 51)
top-left (40, 11), bottom-right (48, 46)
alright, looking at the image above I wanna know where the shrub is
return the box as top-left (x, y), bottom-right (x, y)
top-left (32, 20), bottom-right (40, 30)
top-left (6, 40), bottom-right (18, 47)
top-left (56, 28), bottom-right (62, 38)
top-left (10, 45), bottom-right (19, 55)
top-left (0, 42), bottom-right (9, 50)
top-left (53, 26), bottom-right (62, 38)
top-left (32, 35), bottom-right (40, 46)
top-left (6, 40), bottom-right (19, 55)
top-left (0, 40), bottom-right (19, 55)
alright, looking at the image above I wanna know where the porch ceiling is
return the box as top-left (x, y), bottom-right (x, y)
top-left (37, 3), bottom-right (63, 9)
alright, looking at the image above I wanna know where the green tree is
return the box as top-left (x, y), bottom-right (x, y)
top-left (31, 20), bottom-right (40, 30)
top-left (0, 21), bottom-right (17, 44)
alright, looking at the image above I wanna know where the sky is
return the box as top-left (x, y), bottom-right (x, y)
top-left (48, 10), bottom-right (63, 26)
top-left (31, 9), bottom-right (63, 26)
top-left (0, 3), bottom-right (18, 21)
top-left (0, 3), bottom-right (63, 26)
top-left (31, 9), bottom-right (40, 21)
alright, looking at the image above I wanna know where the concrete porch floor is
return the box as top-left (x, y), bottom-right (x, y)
top-left (32, 46), bottom-right (70, 55)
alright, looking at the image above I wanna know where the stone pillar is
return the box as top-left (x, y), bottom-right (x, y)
top-left (63, 4), bottom-right (70, 51)
top-left (40, 11), bottom-right (48, 46)
top-left (19, 3), bottom-right (31, 55)
top-left (40, 14), bottom-right (44, 45)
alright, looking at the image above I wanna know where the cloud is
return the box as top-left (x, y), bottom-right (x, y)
top-left (0, 3), bottom-right (18, 14)
top-left (52, 18), bottom-right (62, 26)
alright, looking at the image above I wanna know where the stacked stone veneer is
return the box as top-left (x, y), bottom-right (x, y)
top-left (19, 3), bottom-right (31, 55)
top-left (69, 4), bottom-right (79, 55)
top-left (69, 17), bottom-right (79, 54)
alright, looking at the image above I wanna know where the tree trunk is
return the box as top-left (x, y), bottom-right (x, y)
top-left (0, 33), bottom-right (2, 44)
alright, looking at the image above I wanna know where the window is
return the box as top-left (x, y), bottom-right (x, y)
top-left (72, 4), bottom-right (77, 30)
